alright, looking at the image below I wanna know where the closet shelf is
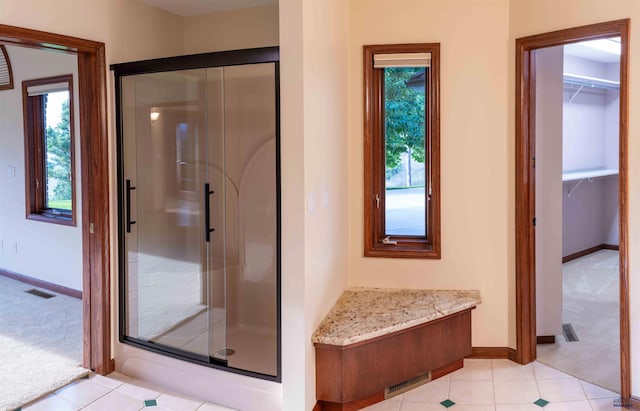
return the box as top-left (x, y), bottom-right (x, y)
top-left (563, 73), bottom-right (619, 90)
top-left (562, 168), bottom-right (618, 182)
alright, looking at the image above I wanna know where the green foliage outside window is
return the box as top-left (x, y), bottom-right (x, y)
top-left (45, 97), bottom-right (72, 210)
top-left (384, 67), bottom-right (425, 171)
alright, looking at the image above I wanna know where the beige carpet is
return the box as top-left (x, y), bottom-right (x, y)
top-left (0, 275), bottom-right (88, 411)
top-left (537, 249), bottom-right (620, 393)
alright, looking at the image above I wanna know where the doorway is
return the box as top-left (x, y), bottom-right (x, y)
top-left (515, 19), bottom-right (630, 399)
top-left (533, 38), bottom-right (621, 393)
top-left (0, 24), bottom-right (112, 375)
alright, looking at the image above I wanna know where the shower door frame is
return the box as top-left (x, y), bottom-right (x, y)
top-left (111, 47), bottom-right (282, 382)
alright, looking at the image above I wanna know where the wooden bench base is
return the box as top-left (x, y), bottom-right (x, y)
top-left (314, 309), bottom-right (473, 410)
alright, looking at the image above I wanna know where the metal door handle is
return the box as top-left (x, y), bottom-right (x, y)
top-left (204, 183), bottom-right (215, 242)
top-left (126, 179), bottom-right (136, 233)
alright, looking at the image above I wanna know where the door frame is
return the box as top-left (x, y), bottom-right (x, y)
top-left (515, 19), bottom-right (630, 398)
top-left (0, 24), bottom-right (112, 374)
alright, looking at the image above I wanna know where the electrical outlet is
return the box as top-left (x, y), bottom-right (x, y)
top-left (7, 166), bottom-right (15, 177)
top-left (12, 242), bottom-right (17, 254)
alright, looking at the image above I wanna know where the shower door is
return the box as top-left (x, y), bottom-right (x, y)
top-left (114, 49), bottom-right (280, 379)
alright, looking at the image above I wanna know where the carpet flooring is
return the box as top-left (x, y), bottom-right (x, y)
top-left (0, 275), bottom-right (88, 411)
top-left (537, 249), bottom-right (620, 393)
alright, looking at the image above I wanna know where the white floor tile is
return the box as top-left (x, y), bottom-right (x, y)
top-left (493, 380), bottom-right (540, 404)
top-left (401, 379), bottom-right (449, 403)
top-left (90, 373), bottom-right (126, 389)
top-left (579, 380), bottom-right (619, 399)
top-left (544, 400), bottom-right (593, 411)
top-left (533, 362), bottom-right (575, 380)
top-left (449, 380), bottom-right (494, 405)
top-left (398, 402), bottom-right (443, 411)
top-left (55, 378), bottom-right (112, 408)
top-left (495, 405), bottom-right (541, 411)
top-left (117, 381), bottom-right (163, 400)
top-left (492, 359), bottom-right (535, 381)
top-left (537, 378), bottom-right (587, 402)
top-left (451, 364), bottom-right (492, 381)
top-left (589, 397), bottom-right (625, 411)
top-left (444, 405), bottom-right (494, 411)
top-left (157, 391), bottom-right (204, 410)
top-left (197, 402), bottom-right (239, 411)
top-left (82, 390), bottom-right (144, 411)
top-left (24, 394), bottom-right (79, 411)
top-left (361, 399), bottom-right (403, 411)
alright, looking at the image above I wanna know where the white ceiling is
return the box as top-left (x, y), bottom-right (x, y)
top-left (564, 38), bottom-right (621, 64)
top-left (142, 0), bottom-right (277, 16)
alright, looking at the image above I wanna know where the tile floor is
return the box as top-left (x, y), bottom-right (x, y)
top-left (21, 359), bottom-right (625, 411)
top-left (362, 359), bottom-right (625, 411)
top-left (22, 371), bottom-right (236, 411)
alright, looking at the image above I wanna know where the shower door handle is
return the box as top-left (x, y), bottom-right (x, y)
top-left (126, 179), bottom-right (136, 233)
top-left (204, 183), bottom-right (215, 242)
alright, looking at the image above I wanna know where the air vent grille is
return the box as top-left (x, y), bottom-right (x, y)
top-left (25, 289), bottom-right (56, 299)
top-left (384, 371), bottom-right (431, 399)
top-left (562, 323), bottom-right (579, 342)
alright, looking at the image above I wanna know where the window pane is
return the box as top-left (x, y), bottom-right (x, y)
top-left (384, 67), bottom-right (426, 236)
top-left (44, 91), bottom-right (72, 211)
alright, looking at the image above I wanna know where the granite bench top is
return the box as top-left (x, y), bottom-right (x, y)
top-left (311, 287), bottom-right (481, 346)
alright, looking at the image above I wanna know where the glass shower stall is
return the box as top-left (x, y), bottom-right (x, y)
top-left (112, 48), bottom-right (280, 380)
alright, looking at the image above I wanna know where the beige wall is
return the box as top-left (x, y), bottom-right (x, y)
top-left (279, 0), bottom-right (306, 407)
top-left (302, 0), bottom-right (350, 409)
top-left (184, 5), bottom-right (279, 54)
top-left (279, 0), bottom-right (351, 408)
top-left (510, 0), bottom-right (639, 397)
top-left (348, 0), bottom-right (513, 348)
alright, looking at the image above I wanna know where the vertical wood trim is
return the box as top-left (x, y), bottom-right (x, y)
top-left (617, 20), bottom-right (631, 400)
top-left (0, 24), bottom-right (112, 375)
top-left (515, 19), bottom-right (630, 399)
top-left (79, 44), bottom-right (112, 375)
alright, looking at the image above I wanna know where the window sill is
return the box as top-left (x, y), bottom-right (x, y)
top-left (27, 212), bottom-right (76, 227)
top-left (365, 240), bottom-right (441, 259)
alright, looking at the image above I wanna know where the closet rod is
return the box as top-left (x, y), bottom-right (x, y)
top-left (563, 72), bottom-right (619, 90)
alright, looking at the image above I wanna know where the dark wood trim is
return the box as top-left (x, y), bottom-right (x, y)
top-left (0, 268), bottom-right (81, 299)
top-left (536, 336), bottom-right (556, 344)
top-left (431, 358), bottom-right (463, 380)
top-left (515, 19), bottom-right (630, 399)
top-left (562, 243), bottom-right (620, 263)
top-left (468, 347), bottom-right (517, 360)
top-left (363, 43), bottom-right (441, 259)
top-left (0, 45), bottom-right (14, 90)
top-left (22, 74), bottom-right (76, 226)
top-left (0, 24), bottom-right (112, 375)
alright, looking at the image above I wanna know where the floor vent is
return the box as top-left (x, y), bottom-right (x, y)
top-left (562, 323), bottom-right (579, 342)
top-left (384, 372), bottom-right (431, 399)
top-left (25, 289), bottom-right (56, 299)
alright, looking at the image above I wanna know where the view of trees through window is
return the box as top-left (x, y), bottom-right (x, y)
top-left (44, 91), bottom-right (72, 211)
top-left (384, 67), bottom-right (426, 236)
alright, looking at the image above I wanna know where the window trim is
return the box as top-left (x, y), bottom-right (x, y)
top-left (363, 43), bottom-right (440, 259)
top-left (22, 74), bottom-right (76, 226)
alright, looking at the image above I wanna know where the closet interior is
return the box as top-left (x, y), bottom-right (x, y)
top-left (535, 37), bottom-right (620, 393)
